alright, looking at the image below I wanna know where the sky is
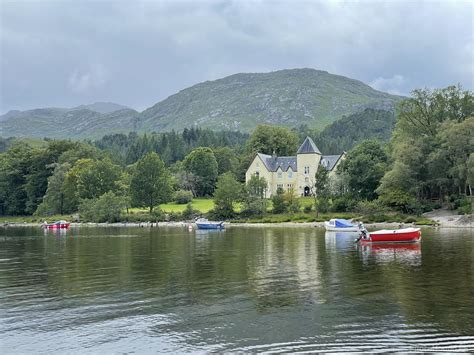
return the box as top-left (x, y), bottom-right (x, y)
top-left (1, 0), bottom-right (472, 114)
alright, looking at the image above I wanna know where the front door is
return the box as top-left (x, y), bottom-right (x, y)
top-left (304, 186), bottom-right (310, 196)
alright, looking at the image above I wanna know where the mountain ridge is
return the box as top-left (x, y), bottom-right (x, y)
top-left (1, 68), bottom-right (404, 138)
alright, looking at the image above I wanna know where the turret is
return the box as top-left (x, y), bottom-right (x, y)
top-left (296, 137), bottom-right (322, 196)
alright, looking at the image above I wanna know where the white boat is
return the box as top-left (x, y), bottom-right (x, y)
top-left (324, 219), bottom-right (359, 232)
top-left (195, 218), bottom-right (225, 230)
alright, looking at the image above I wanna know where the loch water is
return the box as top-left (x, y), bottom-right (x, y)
top-left (0, 226), bottom-right (473, 353)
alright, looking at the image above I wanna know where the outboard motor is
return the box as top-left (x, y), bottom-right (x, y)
top-left (355, 222), bottom-right (369, 243)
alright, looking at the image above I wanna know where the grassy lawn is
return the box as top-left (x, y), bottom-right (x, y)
top-left (129, 198), bottom-right (216, 214)
top-left (161, 198), bottom-right (215, 213)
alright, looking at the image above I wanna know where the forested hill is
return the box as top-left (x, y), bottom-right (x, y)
top-left (1, 69), bottom-right (402, 138)
top-left (300, 108), bottom-right (397, 154)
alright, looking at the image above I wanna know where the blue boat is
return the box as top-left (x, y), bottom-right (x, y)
top-left (324, 219), bottom-right (359, 232)
top-left (195, 218), bottom-right (225, 230)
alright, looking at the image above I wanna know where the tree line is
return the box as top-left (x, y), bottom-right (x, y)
top-left (0, 85), bottom-right (472, 221)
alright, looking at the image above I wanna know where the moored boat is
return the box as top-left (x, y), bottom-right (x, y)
top-left (357, 227), bottom-right (421, 243)
top-left (195, 218), bottom-right (224, 230)
top-left (324, 219), bottom-right (359, 232)
top-left (43, 220), bottom-right (70, 229)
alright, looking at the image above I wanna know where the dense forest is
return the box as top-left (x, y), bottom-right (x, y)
top-left (0, 85), bottom-right (472, 221)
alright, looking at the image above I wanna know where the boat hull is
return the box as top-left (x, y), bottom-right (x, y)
top-left (195, 222), bottom-right (224, 230)
top-left (362, 228), bottom-right (421, 243)
top-left (45, 223), bottom-right (70, 229)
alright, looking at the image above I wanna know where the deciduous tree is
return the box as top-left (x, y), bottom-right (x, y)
top-left (130, 152), bottom-right (172, 212)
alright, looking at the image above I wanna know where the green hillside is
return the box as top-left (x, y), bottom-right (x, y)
top-left (140, 68), bottom-right (402, 132)
top-left (1, 68), bottom-right (403, 138)
top-left (1, 108), bottom-right (140, 139)
top-left (312, 108), bottom-right (397, 154)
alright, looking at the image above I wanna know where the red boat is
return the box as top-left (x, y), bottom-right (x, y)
top-left (358, 227), bottom-right (421, 243)
top-left (43, 220), bottom-right (70, 229)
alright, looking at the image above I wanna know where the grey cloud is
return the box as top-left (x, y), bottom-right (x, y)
top-left (1, 0), bottom-right (472, 113)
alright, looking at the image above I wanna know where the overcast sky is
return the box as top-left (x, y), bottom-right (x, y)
top-left (1, 0), bottom-right (472, 114)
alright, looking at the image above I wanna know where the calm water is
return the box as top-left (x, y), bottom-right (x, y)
top-left (0, 226), bottom-right (473, 353)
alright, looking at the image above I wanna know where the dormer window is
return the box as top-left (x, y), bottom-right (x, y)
top-left (304, 166), bottom-right (310, 174)
top-left (288, 168), bottom-right (293, 178)
top-left (277, 169), bottom-right (282, 178)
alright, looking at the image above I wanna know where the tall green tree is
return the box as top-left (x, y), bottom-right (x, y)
top-left (241, 175), bottom-right (268, 215)
top-left (213, 172), bottom-right (242, 218)
top-left (246, 125), bottom-right (299, 156)
top-left (213, 147), bottom-right (239, 175)
top-left (379, 86), bottom-right (474, 203)
top-left (183, 147), bottom-right (218, 197)
top-left (313, 167), bottom-right (330, 215)
top-left (0, 142), bottom-right (34, 215)
top-left (35, 163), bottom-right (71, 216)
top-left (130, 152), bottom-right (172, 212)
top-left (75, 158), bottom-right (122, 200)
top-left (337, 140), bottom-right (388, 200)
top-left (24, 140), bottom-right (76, 214)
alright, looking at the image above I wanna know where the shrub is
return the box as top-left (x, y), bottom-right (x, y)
top-left (458, 196), bottom-right (473, 215)
top-left (181, 202), bottom-right (196, 220)
top-left (315, 197), bottom-right (329, 214)
top-left (355, 199), bottom-right (389, 216)
top-left (330, 194), bottom-right (358, 212)
top-left (271, 188), bottom-right (287, 214)
top-left (285, 191), bottom-right (300, 213)
top-left (379, 189), bottom-right (423, 215)
top-left (79, 192), bottom-right (126, 223)
top-left (174, 190), bottom-right (193, 204)
top-left (303, 205), bottom-right (312, 213)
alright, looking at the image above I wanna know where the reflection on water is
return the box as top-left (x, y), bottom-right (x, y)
top-left (0, 226), bottom-right (473, 352)
top-left (360, 242), bottom-right (422, 266)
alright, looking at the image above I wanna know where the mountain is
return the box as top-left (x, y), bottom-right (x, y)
top-left (73, 102), bottom-right (130, 114)
top-left (1, 69), bottom-right (403, 138)
top-left (1, 107), bottom-right (140, 139)
top-left (140, 68), bottom-right (403, 131)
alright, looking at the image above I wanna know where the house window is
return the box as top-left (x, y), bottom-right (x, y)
top-left (288, 169), bottom-right (293, 178)
top-left (278, 171), bottom-right (282, 178)
top-left (287, 183), bottom-right (293, 191)
top-left (277, 184), bottom-right (283, 190)
top-left (255, 171), bottom-right (259, 177)
top-left (304, 166), bottom-right (310, 174)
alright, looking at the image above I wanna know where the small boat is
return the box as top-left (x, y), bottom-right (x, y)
top-left (324, 219), bottom-right (359, 232)
top-left (195, 218), bottom-right (224, 230)
top-left (43, 220), bottom-right (70, 229)
top-left (357, 227), bottom-right (421, 243)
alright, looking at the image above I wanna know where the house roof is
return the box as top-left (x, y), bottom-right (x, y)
top-left (297, 136), bottom-right (321, 154)
top-left (257, 153), bottom-right (297, 172)
top-left (321, 154), bottom-right (343, 171)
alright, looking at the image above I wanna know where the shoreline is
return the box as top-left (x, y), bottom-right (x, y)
top-left (1, 218), bottom-right (472, 229)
